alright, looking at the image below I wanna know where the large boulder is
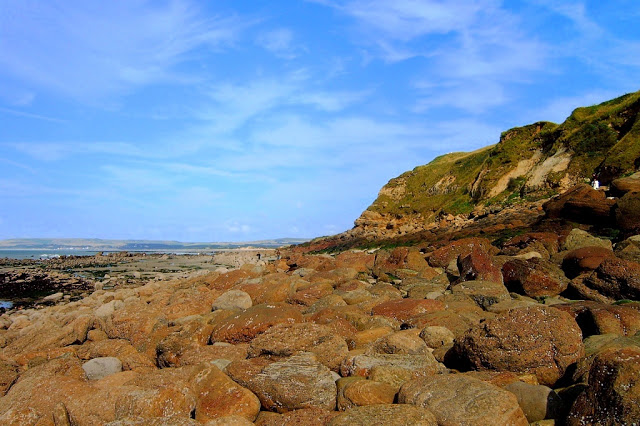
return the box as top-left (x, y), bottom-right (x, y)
top-left (370, 299), bottom-right (444, 323)
top-left (561, 228), bottom-right (612, 251)
top-left (247, 322), bottom-right (348, 371)
top-left (571, 333), bottom-right (640, 384)
top-left (454, 306), bottom-right (584, 386)
top-left (191, 365), bottom-right (260, 423)
top-left (503, 381), bottom-right (564, 423)
top-left (543, 184), bottom-right (615, 225)
top-left (247, 352), bottom-right (337, 413)
top-left (210, 303), bottom-right (303, 344)
top-left (288, 282), bottom-right (334, 306)
top-left (502, 258), bottom-right (569, 297)
top-left (568, 347), bottom-right (640, 425)
top-left (334, 251), bottom-right (375, 273)
top-left (581, 257), bottom-right (640, 300)
top-left (616, 191), bottom-right (640, 234)
top-left (455, 246), bottom-right (503, 284)
top-left (562, 246), bottom-right (616, 279)
top-left (610, 171), bottom-right (640, 196)
top-left (615, 234), bottom-right (640, 263)
top-left (338, 379), bottom-right (397, 409)
top-left (211, 290), bottom-right (252, 311)
top-left (235, 274), bottom-right (298, 304)
top-left (373, 247), bottom-right (434, 280)
top-left (398, 374), bottom-right (528, 426)
top-left (500, 232), bottom-right (560, 257)
top-left (82, 357), bottom-right (123, 380)
top-left (428, 238), bottom-right (495, 268)
top-left (554, 301), bottom-right (640, 337)
top-left (450, 280), bottom-right (510, 310)
top-left (366, 329), bottom-right (430, 355)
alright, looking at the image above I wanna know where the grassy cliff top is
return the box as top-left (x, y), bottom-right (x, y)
top-left (367, 89), bottom-right (640, 221)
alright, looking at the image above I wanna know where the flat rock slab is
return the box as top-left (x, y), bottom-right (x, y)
top-left (82, 357), bottom-right (122, 380)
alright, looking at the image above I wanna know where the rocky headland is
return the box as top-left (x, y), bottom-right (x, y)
top-left (1, 92), bottom-right (639, 424)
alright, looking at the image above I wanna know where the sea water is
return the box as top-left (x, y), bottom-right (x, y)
top-left (0, 249), bottom-right (102, 260)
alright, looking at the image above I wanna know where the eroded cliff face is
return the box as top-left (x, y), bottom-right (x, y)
top-left (348, 90), bottom-right (640, 240)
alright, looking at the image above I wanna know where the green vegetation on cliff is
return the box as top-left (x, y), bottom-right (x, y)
top-left (367, 90), bottom-right (640, 221)
top-left (370, 146), bottom-right (492, 221)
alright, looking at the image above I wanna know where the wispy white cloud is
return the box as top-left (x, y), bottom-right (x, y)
top-left (7, 141), bottom-right (148, 161)
top-left (0, 107), bottom-right (67, 123)
top-left (256, 28), bottom-right (302, 59)
top-left (0, 0), bottom-right (250, 101)
top-left (196, 74), bottom-right (370, 134)
top-left (314, 0), bottom-right (547, 113)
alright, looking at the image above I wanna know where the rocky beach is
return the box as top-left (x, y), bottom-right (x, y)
top-left (1, 92), bottom-right (639, 425)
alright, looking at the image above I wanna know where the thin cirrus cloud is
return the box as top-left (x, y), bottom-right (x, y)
top-left (0, 0), bottom-right (248, 101)
top-left (256, 28), bottom-right (303, 59)
top-left (318, 0), bottom-right (547, 113)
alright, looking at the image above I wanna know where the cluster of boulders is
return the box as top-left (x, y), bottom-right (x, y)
top-left (0, 271), bottom-right (92, 305)
top-left (0, 223), bottom-right (639, 425)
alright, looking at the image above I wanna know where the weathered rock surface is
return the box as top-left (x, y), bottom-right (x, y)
top-left (543, 184), bottom-right (616, 225)
top-left (329, 404), bottom-right (437, 426)
top-left (456, 246), bottom-right (503, 284)
top-left (211, 289), bottom-right (252, 311)
top-left (502, 258), bottom-right (569, 297)
top-left (248, 322), bottom-right (348, 371)
top-left (562, 246), bottom-right (616, 279)
top-left (454, 306), bottom-right (584, 386)
top-left (554, 301), bottom-right (640, 337)
top-left (256, 407), bottom-right (339, 426)
top-left (210, 303), bottom-right (303, 343)
top-left (82, 357), bottom-right (123, 380)
top-left (610, 171), bottom-right (640, 196)
top-left (366, 329), bottom-right (429, 355)
top-left (562, 228), bottom-right (613, 251)
top-left (399, 374), bottom-right (528, 425)
top-left (370, 298), bottom-right (444, 322)
top-left (340, 352), bottom-right (441, 378)
top-left (191, 365), bottom-right (260, 423)
top-left (580, 256), bottom-right (640, 300)
top-left (428, 238), bottom-right (495, 268)
top-left (567, 346), bottom-right (640, 425)
top-left (616, 191), bottom-right (640, 234)
top-left (615, 234), bottom-right (640, 262)
top-left (247, 352), bottom-right (337, 413)
top-left (500, 232), bottom-right (559, 257)
top-left (504, 381), bottom-right (564, 423)
top-left (450, 280), bottom-right (510, 309)
top-left (338, 379), bottom-right (396, 409)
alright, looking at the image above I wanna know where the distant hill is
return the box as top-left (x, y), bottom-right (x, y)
top-left (0, 238), bottom-right (309, 251)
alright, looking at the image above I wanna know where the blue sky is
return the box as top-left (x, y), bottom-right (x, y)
top-left (1, 0), bottom-right (639, 242)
